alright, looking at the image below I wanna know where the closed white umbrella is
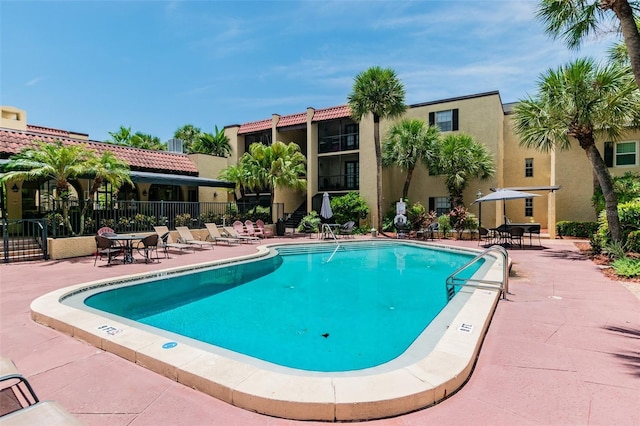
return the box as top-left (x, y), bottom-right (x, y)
top-left (320, 192), bottom-right (333, 220)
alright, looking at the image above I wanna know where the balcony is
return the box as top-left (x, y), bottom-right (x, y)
top-left (318, 174), bottom-right (359, 191)
top-left (318, 132), bottom-right (359, 154)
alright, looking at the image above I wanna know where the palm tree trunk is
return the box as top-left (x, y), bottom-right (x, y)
top-left (373, 115), bottom-right (383, 231)
top-left (608, 0), bottom-right (640, 89)
top-left (402, 167), bottom-right (414, 200)
top-left (585, 144), bottom-right (621, 241)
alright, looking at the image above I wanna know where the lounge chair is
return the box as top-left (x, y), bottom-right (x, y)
top-left (255, 219), bottom-right (274, 238)
top-left (223, 226), bottom-right (259, 243)
top-left (244, 220), bottom-right (264, 238)
top-left (153, 226), bottom-right (194, 255)
top-left (94, 235), bottom-right (123, 266)
top-left (1, 357), bottom-right (84, 425)
top-left (175, 226), bottom-right (216, 250)
top-left (204, 223), bottom-right (240, 245)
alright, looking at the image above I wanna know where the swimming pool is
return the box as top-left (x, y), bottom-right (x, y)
top-left (31, 239), bottom-right (506, 421)
top-left (81, 242), bottom-right (482, 372)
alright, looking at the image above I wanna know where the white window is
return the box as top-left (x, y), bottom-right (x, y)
top-left (615, 141), bottom-right (637, 166)
top-left (435, 197), bottom-right (450, 216)
top-left (525, 198), bottom-right (533, 217)
top-left (435, 110), bottom-right (453, 132)
top-left (525, 158), bottom-right (533, 177)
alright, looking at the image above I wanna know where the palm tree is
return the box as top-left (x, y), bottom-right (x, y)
top-left (218, 163), bottom-right (252, 201)
top-left (536, 0), bottom-right (640, 89)
top-left (348, 66), bottom-right (406, 230)
top-left (130, 132), bottom-right (167, 150)
top-left (0, 141), bottom-right (94, 234)
top-left (512, 58), bottom-right (640, 242)
top-left (436, 133), bottom-right (496, 208)
top-left (240, 141), bottom-right (306, 219)
top-left (78, 151), bottom-right (132, 235)
top-left (174, 124), bottom-right (202, 153)
top-left (191, 126), bottom-right (232, 157)
top-left (382, 119), bottom-right (441, 200)
top-left (106, 126), bottom-right (133, 145)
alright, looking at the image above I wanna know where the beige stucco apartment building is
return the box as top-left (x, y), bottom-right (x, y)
top-left (224, 91), bottom-right (639, 238)
top-left (2, 89), bottom-right (639, 239)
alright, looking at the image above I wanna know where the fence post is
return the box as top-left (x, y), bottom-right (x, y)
top-left (2, 217), bottom-right (8, 263)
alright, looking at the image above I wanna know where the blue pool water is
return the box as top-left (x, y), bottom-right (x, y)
top-left (84, 242), bottom-right (482, 372)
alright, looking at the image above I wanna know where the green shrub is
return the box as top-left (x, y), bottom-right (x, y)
top-left (406, 202), bottom-right (428, 230)
top-left (595, 199), bottom-right (640, 246)
top-left (611, 257), bottom-right (640, 278)
top-left (589, 233), bottom-right (603, 255)
top-left (330, 192), bottom-right (369, 225)
top-left (297, 211), bottom-right (321, 233)
top-left (556, 221), bottom-right (599, 238)
top-left (438, 214), bottom-right (453, 237)
top-left (627, 230), bottom-right (640, 254)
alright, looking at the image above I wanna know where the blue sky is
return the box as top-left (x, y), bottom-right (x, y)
top-left (2, 0), bottom-right (616, 142)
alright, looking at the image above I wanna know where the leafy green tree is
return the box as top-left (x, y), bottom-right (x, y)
top-left (191, 126), bottom-right (232, 157)
top-left (78, 151), bottom-right (132, 235)
top-left (174, 124), bottom-right (202, 153)
top-left (240, 141), bottom-right (307, 218)
top-left (435, 133), bottom-right (495, 208)
top-left (330, 191), bottom-right (370, 225)
top-left (512, 58), bottom-right (640, 242)
top-left (348, 66), bottom-right (406, 230)
top-left (537, 0), bottom-right (640, 89)
top-left (0, 141), bottom-right (93, 234)
top-left (382, 119), bottom-right (440, 199)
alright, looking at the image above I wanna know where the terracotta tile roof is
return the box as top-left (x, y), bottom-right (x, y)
top-left (277, 112), bottom-right (307, 128)
top-left (25, 124), bottom-right (89, 138)
top-left (312, 105), bottom-right (351, 122)
top-left (0, 128), bottom-right (198, 175)
top-left (237, 119), bottom-right (272, 135)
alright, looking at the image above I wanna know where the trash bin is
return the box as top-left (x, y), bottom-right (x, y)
top-left (276, 218), bottom-right (286, 236)
top-left (371, 229), bottom-right (377, 238)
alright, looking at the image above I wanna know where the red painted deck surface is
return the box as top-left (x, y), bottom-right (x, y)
top-left (1, 236), bottom-right (639, 425)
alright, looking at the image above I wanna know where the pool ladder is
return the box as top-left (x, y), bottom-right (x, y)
top-left (445, 245), bottom-right (509, 300)
top-left (321, 224), bottom-right (341, 262)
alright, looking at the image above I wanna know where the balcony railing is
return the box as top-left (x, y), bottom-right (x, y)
top-left (318, 133), bottom-right (359, 154)
top-left (318, 174), bottom-right (359, 191)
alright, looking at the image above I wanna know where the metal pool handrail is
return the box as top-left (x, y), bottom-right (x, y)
top-left (445, 245), bottom-right (509, 300)
top-left (322, 224), bottom-right (341, 262)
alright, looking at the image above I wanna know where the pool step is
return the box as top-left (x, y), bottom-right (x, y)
top-left (275, 241), bottom-right (401, 256)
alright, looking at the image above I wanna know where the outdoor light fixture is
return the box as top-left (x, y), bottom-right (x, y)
top-left (142, 189), bottom-right (148, 197)
top-left (213, 191), bottom-right (218, 199)
top-left (11, 183), bottom-right (19, 193)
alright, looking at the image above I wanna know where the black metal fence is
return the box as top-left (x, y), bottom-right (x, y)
top-left (2, 218), bottom-right (48, 263)
top-left (36, 200), bottom-right (285, 238)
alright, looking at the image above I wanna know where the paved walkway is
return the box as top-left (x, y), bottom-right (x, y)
top-left (1, 237), bottom-right (638, 425)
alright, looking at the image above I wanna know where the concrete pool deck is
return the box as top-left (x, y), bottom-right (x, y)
top-left (1, 236), bottom-right (639, 425)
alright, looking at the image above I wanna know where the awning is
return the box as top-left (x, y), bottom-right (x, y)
top-left (129, 171), bottom-right (235, 188)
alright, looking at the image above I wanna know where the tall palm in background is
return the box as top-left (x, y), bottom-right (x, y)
top-left (436, 133), bottom-right (495, 208)
top-left (512, 58), bottom-right (640, 242)
top-left (191, 126), bottom-right (232, 157)
top-left (537, 0), bottom-right (640, 88)
top-left (218, 163), bottom-right (252, 201)
top-left (78, 151), bottom-right (132, 235)
top-left (130, 132), bottom-right (166, 150)
top-left (382, 119), bottom-right (440, 200)
top-left (240, 141), bottom-right (306, 219)
top-left (348, 66), bottom-right (406, 230)
top-left (174, 124), bottom-right (202, 153)
top-left (0, 141), bottom-right (93, 235)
